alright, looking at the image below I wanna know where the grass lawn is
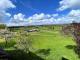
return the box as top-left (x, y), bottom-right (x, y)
top-left (0, 25), bottom-right (79, 60)
top-left (28, 28), bottom-right (79, 60)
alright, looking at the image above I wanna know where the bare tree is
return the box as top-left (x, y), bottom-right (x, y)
top-left (62, 21), bottom-right (80, 50)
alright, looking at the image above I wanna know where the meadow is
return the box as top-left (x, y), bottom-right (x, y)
top-left (28, 25), bottom-right (78, 60)
top-left (0, 25), bottom-right (79, 60)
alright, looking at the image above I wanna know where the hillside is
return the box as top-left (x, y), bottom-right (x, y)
top-left (27, 25), bottom-right (78, 60)
top-left (0, 25), bottom-right (79, 60)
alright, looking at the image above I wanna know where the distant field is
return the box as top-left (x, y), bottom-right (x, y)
top-left (28, 25), bottom-right (79, 60)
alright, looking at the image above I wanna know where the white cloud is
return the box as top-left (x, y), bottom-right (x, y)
top-left (0, 0), bottom-right (16, 10)
top-left (0, 0), bottom-right (16, 23)
top-left (26, 13), bottom-right (60, 25)
top-left (52, 13), bottom-right (59, 17)
top-left (13, 13), bottom-right (25, 21)
top-left (6, 13), bottom-right (11, 17)
top-left (68, 10), bottom-right (80, 17)
top-left (9, 10), bottom-right (80, 26)
top-left (55, 9), bottom-right (80, 24)
top-left (8, 13), bottom-right (29, 26)
top-left (57, 0), bottom-right (80, 23)
top-left (58, 0), bottom-right (80, 11)
top-left (28, 13), bottom-right (51, 20)
top-left (27, 13), bottom-right (52, 24)
top-left (67, 10), bottom-right (80, 23)
top-left (8, 13), bottom-right (59, 26)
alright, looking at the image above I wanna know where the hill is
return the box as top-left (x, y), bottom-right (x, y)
top-left (27, 25), bottom-right (78, 60)
top-left (0, 25), bottom-right (79, 60)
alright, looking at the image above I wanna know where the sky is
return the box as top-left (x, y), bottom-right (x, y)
top-left (0, 0), bottom-right (80, 26)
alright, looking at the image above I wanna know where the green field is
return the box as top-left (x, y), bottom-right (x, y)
top-left (28, 26), bottom-right (79, 60)
top-left (0, 25), bottom-right (79, 60)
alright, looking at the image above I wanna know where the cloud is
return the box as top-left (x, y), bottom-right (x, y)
top-left (12, 13), bottom-right (25, 22)
top-left (9, 12), bottom-right (77, 26)
top-left (27, 13), bottom-right (57, 25)
top-left (52, 13), bottom-right (59, 17)
top-left (9, 10), bottom-right (80, 26)
top-left (1, 0), bottom-right (80, 26)
top-left (8, 13), bottom-right (29, 26)
top-left (67, 10), bottom-right (80, 22)
top-left (58, 0), bottom-right (80, 11)
top-left (68, 10), bottom-right (80, 17)
top-left (8, 13), bottom-right (59, 26)
top-left (28, 13), bottom-right (51, 20)
top-left (55, 9), bottom-right (80, 24)
top-left (0, 0), bottom-right (16, 10)
top-left (0, 11), bottom-right (11, 23)
top-left (9, 9), bottom-right (80, 26)
top-left (0, 0), bottom-right (16, 23)
top-left (57, 0), bottom-right (80, 24)
top-left (28, 13), bottom-right (59, 25)
top-left (28, 13), bottom-right (58, 21)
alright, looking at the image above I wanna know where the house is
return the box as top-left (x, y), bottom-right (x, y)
top-left (27, 29), bottom-right (39, 32)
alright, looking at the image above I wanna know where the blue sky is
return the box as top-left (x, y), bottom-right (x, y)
top-left (0, 0), bottom-right (80, 26)
top-left (9, 0), bottom-right (71, 17)
top-left (9, 0), bottom-right (60, 16)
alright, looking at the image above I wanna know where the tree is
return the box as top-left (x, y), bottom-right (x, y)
top-left (62, 21), bottom-right (80, 50)
top-left (0, 24), bottom-right (6, 29)
top-left (0, 29), bottom-right (14, 47)
top-left (13, 28), bottom-right (32, 53)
